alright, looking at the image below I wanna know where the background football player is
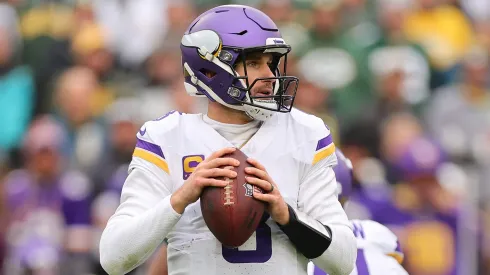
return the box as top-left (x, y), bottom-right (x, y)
top-left (308, 149), bottom-right (409, 275)
top-left (99, 4), bottom-right (356, 275)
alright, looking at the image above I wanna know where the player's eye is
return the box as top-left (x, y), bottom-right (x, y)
top-left (246, 61), bottom-right (259, 69)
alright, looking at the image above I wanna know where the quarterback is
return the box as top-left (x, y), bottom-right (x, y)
top-left (308, 150), bottom-right (409, 275)
top-left (99, 5), bottom-right (356, 275)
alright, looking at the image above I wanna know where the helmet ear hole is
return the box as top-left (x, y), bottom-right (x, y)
top-left (199, 68), bottom-right (217, 79)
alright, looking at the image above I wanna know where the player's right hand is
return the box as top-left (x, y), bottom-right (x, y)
top-left (170, 147), bottom-right (240, 214)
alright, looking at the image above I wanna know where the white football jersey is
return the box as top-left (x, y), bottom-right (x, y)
top-left (308, 219), bottom-right (407, 275)
top-left (128, 109), bottom-right (349, 275)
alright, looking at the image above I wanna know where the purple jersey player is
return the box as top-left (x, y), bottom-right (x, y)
top-left (99, 5), bottom-right (356, 275)
top-left (3, 116), bottom-right (93, 275)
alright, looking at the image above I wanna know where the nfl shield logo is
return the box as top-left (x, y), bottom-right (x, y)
top-left (243, 183), bottom-right (254, 197)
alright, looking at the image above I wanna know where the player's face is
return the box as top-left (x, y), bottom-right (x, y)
top-left (234, 52), bottom-right (275, 99)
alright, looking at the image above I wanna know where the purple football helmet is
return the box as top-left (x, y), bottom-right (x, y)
top-left (334, 149), bottom-right (353, 201)
top-left (180, 5), bottom-right (299, 121)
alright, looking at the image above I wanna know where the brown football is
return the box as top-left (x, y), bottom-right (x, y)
top-left (200, 148), bottom-right (265, 248)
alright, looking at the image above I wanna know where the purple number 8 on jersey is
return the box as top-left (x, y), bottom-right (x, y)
top-left (222, 222), bottom-right (273, 263)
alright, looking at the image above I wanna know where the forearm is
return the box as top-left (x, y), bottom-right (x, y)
top-left (100, 196), bottom-right (180, 274)
top-left (292, 158), bottom-right (356, 275)
top-left (279, 205), bottom-right (356, 275)
top-left (99, 168), bottom-right (181, 275)
top-left (311, 223), bottom-right (356, 275)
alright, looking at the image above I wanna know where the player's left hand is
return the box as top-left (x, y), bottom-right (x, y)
top-left (245, 158), bottom-right (290, 225)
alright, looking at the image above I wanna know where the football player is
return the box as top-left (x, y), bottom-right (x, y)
top-left (146, 149), bottom-right (409, 275)
top-left (308, 149), bottom-right (409, 275)
top-left (99, 5), bottom-right (356, 275)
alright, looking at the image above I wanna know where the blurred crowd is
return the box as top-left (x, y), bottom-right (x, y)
top-left (0, 0), bottom-right (489, 274)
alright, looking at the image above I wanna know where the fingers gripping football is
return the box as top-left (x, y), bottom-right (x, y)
top-left (245, 158), bottom-right (276, 193)
top-left (191, 147), bottom-right (239, 186)
top-left (170, 147), bottom-right (240, 214)
top-left (245, 158), bottom-right (290, 225)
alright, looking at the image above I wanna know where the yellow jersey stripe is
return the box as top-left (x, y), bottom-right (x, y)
top-left (312, 143), bottom-right (336, 165)
top-left (133, 148), bottom-right (170, 174)
top-left (387, 252), bottom-right (404, 264)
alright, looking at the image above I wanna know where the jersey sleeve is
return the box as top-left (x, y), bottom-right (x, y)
top-left (129, 124), bottom-right (170, 175)
top-left (292, 110), bottom-right (347, 228)
top-left (129, 111), bottom-right (181, 177)
top-left (311, 125), bottom-right (337, 167)
top-left (352, 219), bottom-right (405, 264)
top-left (99, 112), bottom-right (183, 274)
top-left (293, 114), bottom-right (356, 275)
top-left (288, 109), bottom-right (337, 168)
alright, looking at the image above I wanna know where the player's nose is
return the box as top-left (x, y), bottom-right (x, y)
top-left (260, 65), bottom-right (275, 80)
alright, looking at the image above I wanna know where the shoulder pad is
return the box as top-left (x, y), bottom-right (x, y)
top-left (138, 110), bottom-right (182, 139)
top-left (132, 111), bottom-right (182, 174)
top-left (351, 219), bottom-right (404, 264)
top-left (291, 109), bottom-right (337, 165)
top-left (289, 108), bottom-right (325, 132)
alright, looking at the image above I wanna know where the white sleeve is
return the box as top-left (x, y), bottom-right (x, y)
top-left (363, 249), bottom-right (409, 275)
top-left (352, 220), bottom-right (405, 264)
top-left (386, 261), bottom-right (410, 275)
top-left (99, 166), bottom-right (181, 275)
top-left (298, 157), bottom-right (357, 275)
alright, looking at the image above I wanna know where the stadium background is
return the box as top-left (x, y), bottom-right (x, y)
top-left (0, 0), bottom-right (489, 274)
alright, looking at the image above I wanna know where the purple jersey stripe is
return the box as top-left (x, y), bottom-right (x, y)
top-left (136, 138), bottom-right (165, 159)
top-left (352, 222), bottom-right (366, 239)
top-left (395, 240), bottom-right (402, 253)
top-left (316, 135), bottom-right (333, 151)
top-left (314, 266), bottom-right (327, 275)
top-left (356, 249), bottom-right (370, 275)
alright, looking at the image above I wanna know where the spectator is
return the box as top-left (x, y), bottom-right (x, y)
top-left (368, 0), bottom-right (431, 107)
top-left (52, 66), bottom-right (108, 174)
top-left (92, 0), bottom-right (169, 69)
top-left (350, 136), bottom-right (467, 275)
top-left (403, 0), bottom-right (475, 88)
top-left (425, 45), bottom-right (490, 206)
top-left (0, 6), bottom-right (35, 167)
top-left (3, 115), bottom-right (94, 275)
top-left (426, 45), bottom-right (490, 162)
top-left (297, 0), bottom-right (374, 129)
